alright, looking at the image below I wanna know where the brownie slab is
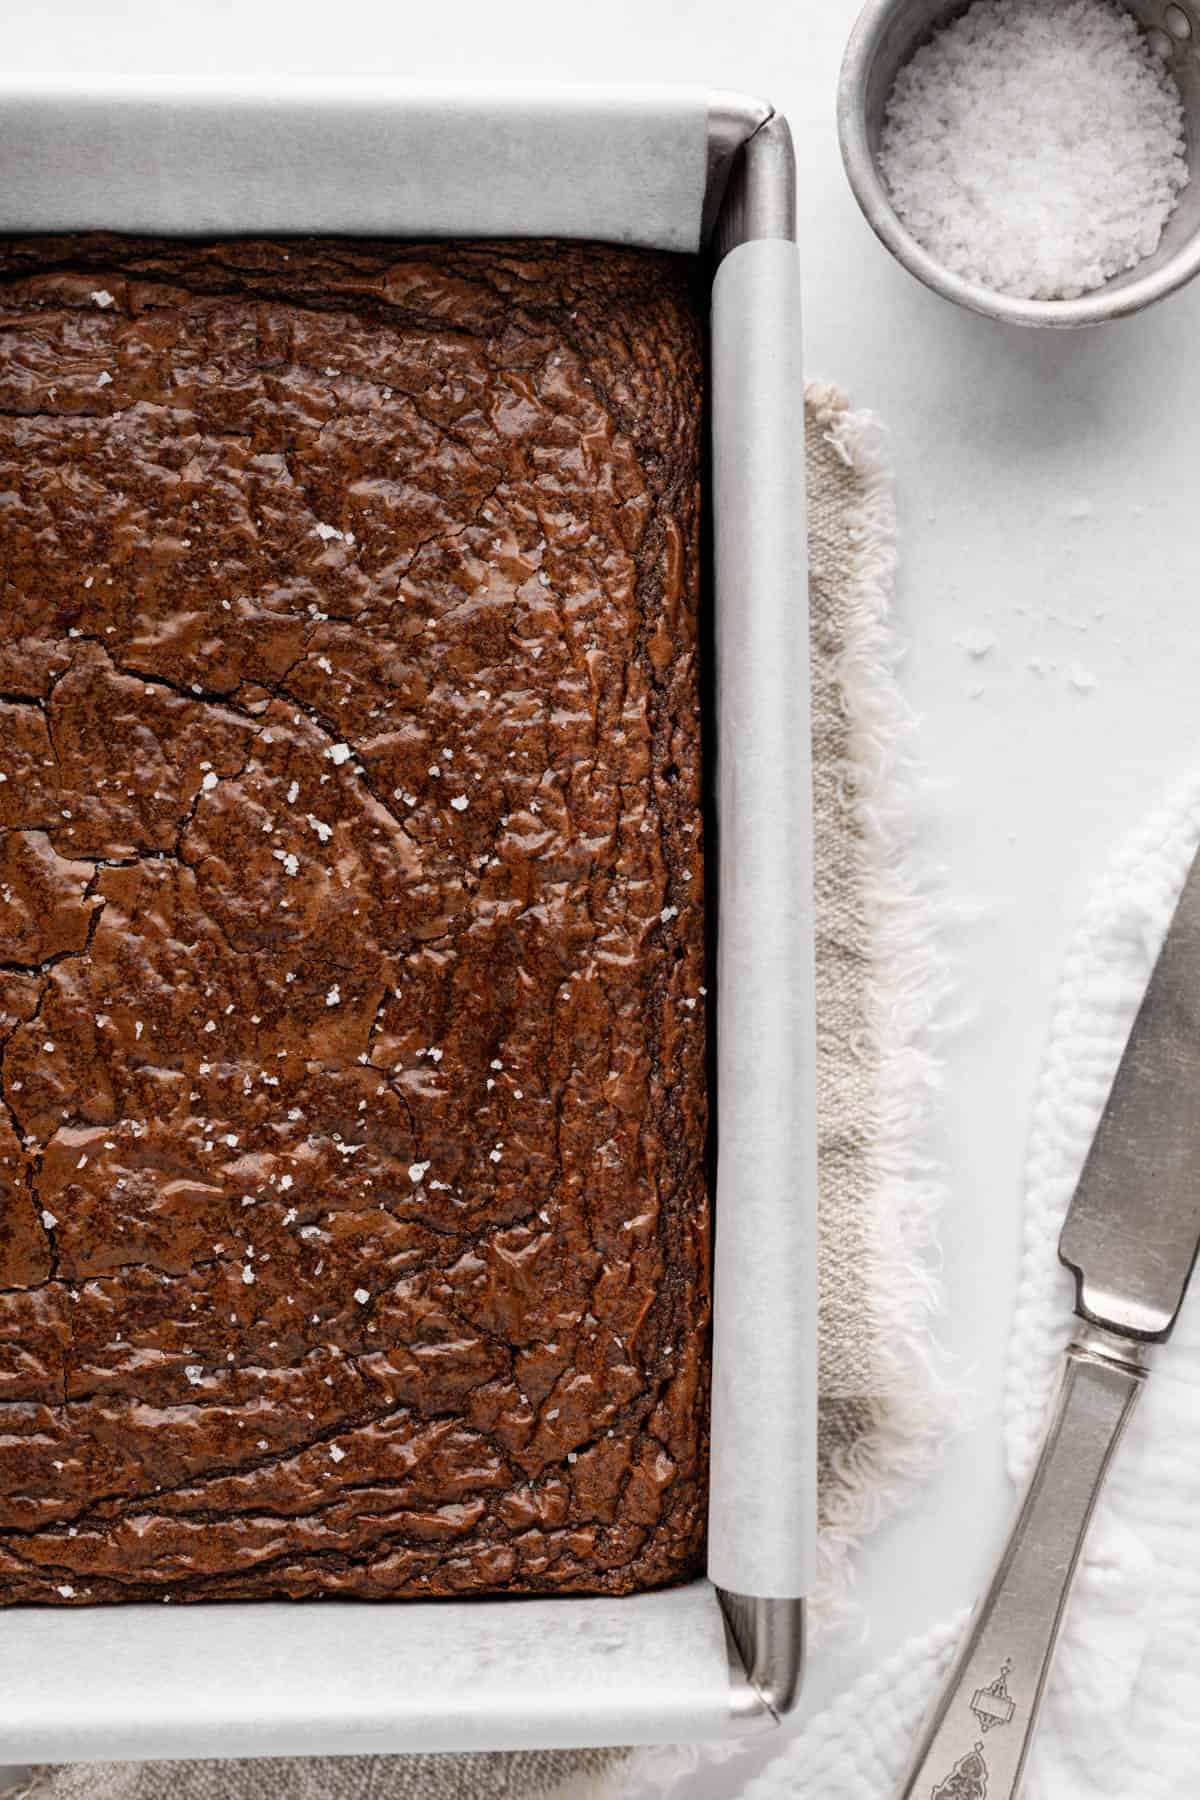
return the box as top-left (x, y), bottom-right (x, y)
top-left (0, 236), bottom-right (709, 1603)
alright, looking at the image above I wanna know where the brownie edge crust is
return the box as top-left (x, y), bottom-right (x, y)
top-left (0, 236), bottom-right (709, 1604)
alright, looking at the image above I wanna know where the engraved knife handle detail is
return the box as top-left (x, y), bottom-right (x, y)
top-left (896, 1335), bottom-right (1146, 1800)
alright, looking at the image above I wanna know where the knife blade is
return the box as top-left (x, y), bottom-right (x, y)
top-left (1060, 843), bottom-right (1200, 1341)
top-left (896, 839), bottom-right (1200, 1800)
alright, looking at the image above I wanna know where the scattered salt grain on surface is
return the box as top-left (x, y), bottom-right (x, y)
top-left (41, 1210), bottom-right (57, 1230)
top-left (326, 742), bottom-right (352, 766)
top-left (954, 627), bottom-right (997, 659)
top-left (878, 0), bottom-right (1189, 299)
top-left (329, 1444), bottom-right (346, 1462)
top-left (96, 370), bottom-right (112, 387)
top-left (91, 289), bottom-right (115, 308)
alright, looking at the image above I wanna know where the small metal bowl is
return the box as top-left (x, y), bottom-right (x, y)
top-left (838, 0), bottom-right (1200, 326)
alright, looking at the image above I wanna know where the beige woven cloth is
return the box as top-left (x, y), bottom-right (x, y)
top-left (7, 384), bottom-right (949, 1800)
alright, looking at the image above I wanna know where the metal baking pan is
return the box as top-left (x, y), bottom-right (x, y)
top-left (0, 82), bottom-right (815, 1761)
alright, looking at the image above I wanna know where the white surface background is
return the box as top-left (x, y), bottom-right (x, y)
top-left (5, 2), bottom-right (1200, 1795)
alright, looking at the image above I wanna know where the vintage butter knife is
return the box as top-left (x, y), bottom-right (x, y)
top-left (898, 843), bottom-right (1200, 1800)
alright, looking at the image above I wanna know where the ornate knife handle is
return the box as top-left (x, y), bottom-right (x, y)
top-left (896, 1329), bottom-right (1146, 1800)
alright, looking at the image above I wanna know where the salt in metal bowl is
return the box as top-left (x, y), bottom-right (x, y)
top-left (838, 0), bottom-right (1200, 326)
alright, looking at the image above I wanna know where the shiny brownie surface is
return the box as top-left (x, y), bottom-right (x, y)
top-left (0, 236), bottom-right (708, 1602)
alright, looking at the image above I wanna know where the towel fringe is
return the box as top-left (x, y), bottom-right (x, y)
top-left (806, 383), bottom-right (962, 1627)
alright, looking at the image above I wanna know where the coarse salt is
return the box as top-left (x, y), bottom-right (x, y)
top-left (878, 0), bottom-right (1189, 300)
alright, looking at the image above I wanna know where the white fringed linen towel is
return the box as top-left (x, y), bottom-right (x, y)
top-left (742, 771), bottom-right (1200, 1800)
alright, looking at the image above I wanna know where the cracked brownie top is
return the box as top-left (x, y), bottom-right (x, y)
top-left (0, 236), bottom-right (709, 1603)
